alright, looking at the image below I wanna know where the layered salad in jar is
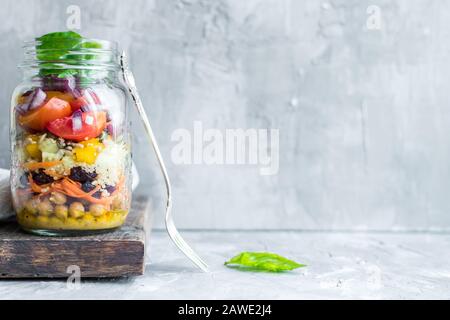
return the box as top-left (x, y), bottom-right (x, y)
top-left (10, 31), bottom-right (131, 233)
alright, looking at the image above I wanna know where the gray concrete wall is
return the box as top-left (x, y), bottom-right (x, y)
top-left (1, 0), bottom-right (449, 230)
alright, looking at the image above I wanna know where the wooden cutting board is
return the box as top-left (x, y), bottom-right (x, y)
top-left (0, 195), bottom-right (151, 278)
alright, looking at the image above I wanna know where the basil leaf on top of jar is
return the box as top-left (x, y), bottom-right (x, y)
top-left (10, 31), bottom-right (132, 236)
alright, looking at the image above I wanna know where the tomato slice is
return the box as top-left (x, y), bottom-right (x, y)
top-left (18, 97), bottom-right (72, 131)
top-left (45, 91), bottom-right (75, 103)
top-left (46, 111), bottom-right (107, 142)
top-left (70, 97), bottom-right (88, 111)
top-left (70, 89), bottom-right (102, 112)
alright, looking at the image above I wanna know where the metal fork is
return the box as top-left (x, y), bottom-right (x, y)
top-left (120, 52), bottom-right (209, 272)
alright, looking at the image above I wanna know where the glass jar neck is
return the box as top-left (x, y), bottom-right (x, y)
top-left (22, 68), bottom-right (120, 85)
top-left (20, 37), bottom-right (120, 84)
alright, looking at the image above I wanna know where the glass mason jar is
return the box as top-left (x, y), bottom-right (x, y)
top-left (10, 33), bottom-right (132, 236)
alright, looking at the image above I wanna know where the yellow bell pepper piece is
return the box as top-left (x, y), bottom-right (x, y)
top-left (25, 135), bottom-right (42, 160)
top-left (73, 138), bottom-right (104, 165)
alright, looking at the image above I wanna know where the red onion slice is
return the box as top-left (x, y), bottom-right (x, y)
top-left (28, 88), bottom-right (47, 111)
top-left (15, 104), bottom-right (29, 115)
top-left (84, 114), bottom-right (94, 125)
top-left (72, 110), bottom-right (83, 132)
top-left (41, 75), bottom-right (82, 98)
top-left (66, 76), bottom-right (82, 98)
top-left (15, 88), bottom-right (47, 114)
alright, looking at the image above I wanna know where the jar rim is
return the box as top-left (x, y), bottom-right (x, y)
top-left (22, 37), bottom-right (118, 50)
top-left (20, 37), bottom-right (120, 71)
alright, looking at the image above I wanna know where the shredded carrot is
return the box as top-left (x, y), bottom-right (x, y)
top-left (112, 175), bottom-right (125, 195)
top-left (27, 174), bottom-right (125, 206)
top-left (50, 178), bottom-right (112, 205)
top-left (24, 160), bottom-right (62, 171)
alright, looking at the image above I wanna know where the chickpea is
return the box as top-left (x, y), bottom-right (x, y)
top-left (89, 204), bottom-right (106, 217)
top-left (55, 205), bottom-right (69, 220)
top-left (112, 196), bottom-right (123, 210)
top-left (24, 198), bottom-right (39, 215)
top-left (49, 192), bottom-right (67, 205)
top-left (69, 202), bottom-right (85, 218)
top-left (37, 199), bottom-right (53, 216)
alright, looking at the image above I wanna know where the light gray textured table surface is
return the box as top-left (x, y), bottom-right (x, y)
top-left (0, 230), bottom-right (449, 300)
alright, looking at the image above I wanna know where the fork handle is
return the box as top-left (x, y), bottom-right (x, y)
top-left (120, 52), bottom-right (209, 272)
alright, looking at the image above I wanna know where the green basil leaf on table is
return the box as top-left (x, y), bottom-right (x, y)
top-left (225, 252), bottom-right (306, 272)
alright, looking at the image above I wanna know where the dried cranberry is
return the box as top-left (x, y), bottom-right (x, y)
top-left (69, 167), bottom-right (97, 183)
top-left (31, 169), bottom-right (54, 185)
top-left (105, 185), bottom-right (116, 193)
top-left (92, 191), bottom-right (102, 199)
top-left (81, 181), bottom-right (96, 193)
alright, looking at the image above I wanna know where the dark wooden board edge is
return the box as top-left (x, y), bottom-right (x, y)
top-left (0, 194), bottom-right (151, 278)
